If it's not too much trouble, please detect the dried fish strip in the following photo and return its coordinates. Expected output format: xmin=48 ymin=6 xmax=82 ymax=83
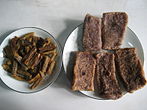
xmin=38 ymin=56 xmax=51 ymax=77
xmin=12 ymin=60 xmax=18 ymax=75
xmin=22 ymin=47 xmax=37 ymax=65
xmin=17 ymin=69 xmax=32 ymax=80
xmin=14 ymin=53 xmax=22 ymax=63
xmin=4 ymin=46 xmax=13 ymax=59
xmin=41 ymin=49 xmax=56 ymax=56
xmin=32 ymin=36 xmax=40 ymax=46
xmin=19 ymin=39 xmax=32 ymax=46
xmin=42 ymin=38 xmax=52 ymax=47
xmin=41 ymin=56 xmax=51 ymax=73
xmin=11 ymin=74 xmax=25 ymax=81
xmin=2 ymin=32 xmax=57 ymax=89
xmin=10 ymin=37 xmax=19 ymax=49
xmin=2 ymin=64 xmax=12 ymax=72
xmin=21 ymin=32 xmax=34 ymax=39
xmin=28 ymin=74 xmax=41 ymax=84
xmin=50 ymin=51 xmax=57 ymax=61
xmin=39 ymin=43 xmax=56 ymax=53
xmin=10 ymin=38 xmax=22 ymax=62
xmin=29 ymin=78 xmax=42 ymax=89
xmin=10 ymin=37 xmax=20 ymax=55
xmin=46 ymin=61 xmax=56 ymax=75
xmin=29 ymin=53 xmax=42 ymax=69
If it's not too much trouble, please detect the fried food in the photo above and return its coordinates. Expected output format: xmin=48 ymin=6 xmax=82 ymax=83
xmin=2 ymin=32 xmax=57 ymax=89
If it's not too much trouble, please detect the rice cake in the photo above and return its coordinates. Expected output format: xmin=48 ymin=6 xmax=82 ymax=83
xmin=96 ymin=52 xmax=122 ymax=99
xmin=72 ymin=52 xmax=96 ymax=91
xmin=102 ymin=12 xmax=128 ymax=49
xmin=83 ymin=14 xmax=102 ymax=51
xmin=114 ymin=48 xmax=146 ymax=93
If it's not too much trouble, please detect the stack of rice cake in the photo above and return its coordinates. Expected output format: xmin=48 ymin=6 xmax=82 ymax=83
xmin=72 ymin=12 xmax=146 ymax=100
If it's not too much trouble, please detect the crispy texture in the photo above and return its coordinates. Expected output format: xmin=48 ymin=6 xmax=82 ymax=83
xmin=39 ymin=42 xmax=56 ymax=53
xmin=72 ymin=52 xmax=96 ymax=91
xmin=2 ymin=62 xmax=12 ymax=73
xmin=29 ymin=78 xmax=42 ymax=89
xmin=2 ymin=32 xmax=57 ymax=89
xmin=21 ymin=32 xmax=35 ymax=39
xmin=28 ymin=74 xmax=41 ymax=84
xmin=39 ymin=56 xmax=51 ymax=77
xmin=11 ymin=74 xmax=25 ymax=81
xmin=41 ymin=56 xmax=50 ymax=73
xmin=12 ymin=60 xmax=18 ymax=75
xmin=96 ymin=52 xmax=122 ymax=99
xmin=114 ymin=48 xmax=146 ymax=92
xmin=102 ymin=12 xmax=128 ymax=49
xmin=4 ymin=46 xmax=13 ymax=59
xmin=29 ymin=53 xmax=42 ymax=69
xmin=22 ymin=47 xmax=37 ymax=66
xmin=83 ymin=14 xmax=102 ymax=51
xmin=46 ymin=61 xmax=56 ymax=75
xmin=17 ymin=69 xmax=32 ymax=80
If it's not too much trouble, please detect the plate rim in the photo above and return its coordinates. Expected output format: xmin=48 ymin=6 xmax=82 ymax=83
xmin=0 ymin=27 xmax=63 ymax=94
xmin=62 ymin=23 xmax=144 ymax=100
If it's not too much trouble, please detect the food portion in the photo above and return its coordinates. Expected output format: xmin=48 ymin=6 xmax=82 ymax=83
xmin=96 ymin=52 xmax=122 ymax=99
xmin=70 ymin=12 xmax=147 ymax=100
xmin=83 ymin=14 xmax=102 ymax=51
xmin=114 ymin=48 xmax=146 ymax=92
xmin=102 ymin=12 xmax=128 ymax=49
xmin=2 ymin=32 xmax=57 ymax=89
xmin=71 ymin=49 xmax=146 ymax=99
xmin=82 ymin=12 xmax=128 ymax=50
xmin=72 ymin=52 xmax=96 ymax=91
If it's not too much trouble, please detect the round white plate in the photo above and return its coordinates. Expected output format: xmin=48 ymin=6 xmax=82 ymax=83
xmin=63 ymin=24 xmax=144 ymax=99
xmin=0 ymin=27 xmax=62 ymax=93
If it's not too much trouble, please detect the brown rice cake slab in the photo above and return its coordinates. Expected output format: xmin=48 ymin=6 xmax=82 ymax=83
xmin=72 ymin=52 xmax=96 ymax=91
xmin=96 ymin=52 xmax=122 ymax=99
xmin=102 ymin=12 xmax=128 ymax=49
xmin=114 ymin=48 xmax=146 ymax=93
xmin=83 ymin=14 xmax=102 ymax=51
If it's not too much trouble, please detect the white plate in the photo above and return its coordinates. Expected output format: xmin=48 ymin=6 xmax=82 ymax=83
xmin=0 ymin=27 xmax=62 ymax=93
xmin=63 ymin=24 xmax=144 ymax=99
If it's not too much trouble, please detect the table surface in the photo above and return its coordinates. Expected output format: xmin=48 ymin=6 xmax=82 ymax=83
xmin=0 ymin=0 xmax=147 ymax=110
